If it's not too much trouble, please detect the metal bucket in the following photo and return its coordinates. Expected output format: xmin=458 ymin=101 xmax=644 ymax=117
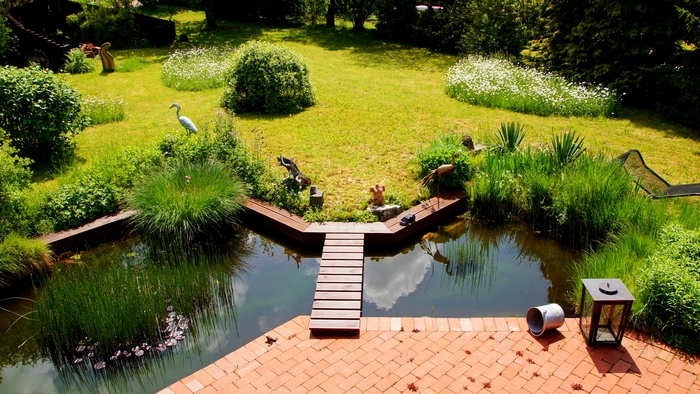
xmin=526 ymin=303 xmax=565 ymax=337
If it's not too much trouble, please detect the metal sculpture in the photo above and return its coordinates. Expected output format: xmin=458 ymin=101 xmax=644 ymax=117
xmin=100 ymin=42 xmax=115 ymax=72
xmin=422 ymin=152 xmax=460 ymax=208
xmin=169 ymin=103 xmax=199 ymax=134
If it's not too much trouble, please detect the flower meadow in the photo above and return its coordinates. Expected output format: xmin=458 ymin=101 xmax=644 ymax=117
xmin=444 ymin=56 xmax=620 ymax=117
xmin=82 ymin=95 xmax=127 ymax=125
xmin=161 ymin=46 xmax=236 ymax=91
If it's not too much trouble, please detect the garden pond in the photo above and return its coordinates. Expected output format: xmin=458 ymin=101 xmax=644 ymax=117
xmin=0 ymin=218 xmax=577 ymax=393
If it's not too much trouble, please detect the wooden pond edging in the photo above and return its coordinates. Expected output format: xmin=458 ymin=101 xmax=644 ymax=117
xmin=38 ymin=190 xmax=468 ymax=335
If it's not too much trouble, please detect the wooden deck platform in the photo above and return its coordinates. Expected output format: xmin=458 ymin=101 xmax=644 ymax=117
xmin=309 ymin=233 xmax=364 ymax=333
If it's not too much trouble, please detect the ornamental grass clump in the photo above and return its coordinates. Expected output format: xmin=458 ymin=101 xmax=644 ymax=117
xmin=124 ymin=159 xmax=247 ymax=247
xmin=444 ymin=55 xmax=620 ymax=117
xmin=0 ymin=233 xmax=51 ymax=288
xmin=82 ymin=95 xmax=127 ymax=125
xmin=222 ymin=41 xmax=316 ymax=114
xmin=161 ymin=46 xmax=235 ymax=91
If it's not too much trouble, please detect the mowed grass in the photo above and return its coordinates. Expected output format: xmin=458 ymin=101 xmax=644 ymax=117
xmin=59 ymin=9 xmax=700 ymax=210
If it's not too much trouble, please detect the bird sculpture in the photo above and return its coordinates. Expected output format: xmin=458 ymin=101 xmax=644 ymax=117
xmin=169 ymin=103 xmax=198 ymax=134
xmin=422 ymin=152 xmax=460 ymax=208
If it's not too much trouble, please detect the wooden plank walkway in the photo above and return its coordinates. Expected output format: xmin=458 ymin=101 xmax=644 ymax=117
xmin=309 ymin=233 xmax=364 ymax=333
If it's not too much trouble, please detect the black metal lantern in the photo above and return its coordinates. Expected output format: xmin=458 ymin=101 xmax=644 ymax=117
xmin=579 ymin=279 xmax=635 ymax=346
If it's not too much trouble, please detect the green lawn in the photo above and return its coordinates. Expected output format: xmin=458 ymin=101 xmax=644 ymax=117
xmin=58 ymin=9 xmax=700 ymax=210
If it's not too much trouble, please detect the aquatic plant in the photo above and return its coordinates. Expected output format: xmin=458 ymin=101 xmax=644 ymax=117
xmin=444 ymin=55 xmax=620 ymax=117
xmin=0 ymin=233 xmax=51 ymax=288
xmin=492 ymin=122 xmax=525 ymax=154
xmin=124 ymin=159 xmax=248 ymax=247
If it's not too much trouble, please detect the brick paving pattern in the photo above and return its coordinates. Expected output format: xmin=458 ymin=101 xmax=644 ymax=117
xmin=159 ymin=316 xmax=700 ymax=394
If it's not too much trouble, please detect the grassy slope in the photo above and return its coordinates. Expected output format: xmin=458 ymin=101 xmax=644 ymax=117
xmin=59 ymin=9 xmax=700 ymax=210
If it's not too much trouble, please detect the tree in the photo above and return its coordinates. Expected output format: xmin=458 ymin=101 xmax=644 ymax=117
xmin=345 ymin=0 xmax=377 ymax=31
xmin=202 ymin=0 xmax=217 ymax=28
xmin=326 ymin=0 xmax=337 ymax=26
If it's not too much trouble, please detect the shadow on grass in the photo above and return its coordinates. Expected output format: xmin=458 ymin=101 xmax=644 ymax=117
xmin=620 ymin=107 xmax=700 ymax=141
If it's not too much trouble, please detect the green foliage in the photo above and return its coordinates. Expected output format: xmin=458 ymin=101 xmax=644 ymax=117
xmin=61 ymin=49 xmax=96 ymax=74
xmin=343 ymin=0 xmax=378 ymax=31
xmin=549 ymin=130 xmax=585 ymax=167
xmin=636 ymin=224 xmax=700 ymax=344
xmin=0 ymin=66 xmax=88 ymax=163
xmin=0 ymin=145 xmax=33 ymax=238
xmin=492 ymin=122 xmax=526 ymax=153
xmin=0 ymin=233 xmax=51 ymax=288
xmin=222 ymin=41 xmax=316 ymax=114
xmin=67 ymin=3 xmax=139 ymax=48
xmin=124 ymin=159 xmax=248 ymax=247
xmin=34 ymin=244 xmax=243 ymax=356
xmin=0 ymin=15 xmax=14 ymax=58
xmin=161 ymin=46 xmax=235 ymax=91
xmin=82 ymin=95 xmax=127 ymax=125
xmin=115 ymin=54 xmax=150 ymax=72
xmin=376 ymin=0 xmax=541 ymax=56
xmin=414 ymin=133 xmax=474 ymax=192
xmin=296 ymin=0 xmax=328 ymax=25
xmin=444 ymin=55 xmax=621 ymax=117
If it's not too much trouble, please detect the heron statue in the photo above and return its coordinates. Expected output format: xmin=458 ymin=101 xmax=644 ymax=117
xmin=169 ymin=103 xmax=198 ymax=134
xmin=421 ymin=152 xmax=460 ymax=208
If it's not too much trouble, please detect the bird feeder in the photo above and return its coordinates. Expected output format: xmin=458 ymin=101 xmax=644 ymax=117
xmin=579 ymin=279 xmax=635 ymax=346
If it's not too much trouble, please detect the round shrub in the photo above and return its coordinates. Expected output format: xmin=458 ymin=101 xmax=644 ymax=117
xmin=221 ymin=41 xmax=316 ymax=114
xmin=0 ymin=66 xmax=88 ymax=163
xmin=414 ymin=133 xmax=474 ymax=192
xmin=124 ymin=159 xmax=248 ymax=247
xmin=61 ymin=49 xmax=95 ymax=74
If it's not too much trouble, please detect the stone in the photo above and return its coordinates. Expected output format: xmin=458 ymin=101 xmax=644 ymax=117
xmin=367 ymin=204 xmax=402 ymax=221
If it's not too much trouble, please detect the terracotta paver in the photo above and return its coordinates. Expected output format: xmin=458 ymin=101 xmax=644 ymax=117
xmin=159 ymin=317 xmax=700 ymax=394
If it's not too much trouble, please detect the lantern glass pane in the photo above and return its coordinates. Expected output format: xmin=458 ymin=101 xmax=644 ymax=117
xmin=580 ymin=289 xmax=594 ymax=341
xmin=596 ymin=304 xmax=623 ymax=343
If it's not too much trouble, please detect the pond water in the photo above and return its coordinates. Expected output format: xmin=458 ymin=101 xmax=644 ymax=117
xmin=0 ymin=219 xmax=577 ymax=393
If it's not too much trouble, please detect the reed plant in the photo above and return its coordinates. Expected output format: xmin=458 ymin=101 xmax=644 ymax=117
xmin=161 ymin=46 xmax=235 ymax=91
xmin=442 ymin=231 xmax=497 ymax=295
xmin=124 ymin=159 xmax=248 ymax=247
xmin=444 ymin=55 xmax=620 ymax=117
xmin=34 ymin=242 xmax=246 ymax=357
xmin=549 ymin=130 xmax=586 ymax=167
xmin=82 ymin=95 xmax=127 ymax=125
xmin=0 ymin=233 xmax=51 ymax=288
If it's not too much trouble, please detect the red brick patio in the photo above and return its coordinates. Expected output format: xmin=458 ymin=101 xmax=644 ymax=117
xmin=158 ymin=316 xmax=700 ymax=394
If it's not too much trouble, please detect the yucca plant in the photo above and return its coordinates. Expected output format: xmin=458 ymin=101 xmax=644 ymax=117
xmin=550 ymin=131 xmax=586 ymax=167
xmin=492 ymin=121 xmax=526 ymax=154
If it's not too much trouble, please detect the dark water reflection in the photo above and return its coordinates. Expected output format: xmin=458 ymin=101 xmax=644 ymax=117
xmin=0 ymin=219 xmax=577 ymax=393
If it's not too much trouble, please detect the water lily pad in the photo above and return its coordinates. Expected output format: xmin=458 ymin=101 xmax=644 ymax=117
xmin=165 ymin=338 xmax=177 ymax=347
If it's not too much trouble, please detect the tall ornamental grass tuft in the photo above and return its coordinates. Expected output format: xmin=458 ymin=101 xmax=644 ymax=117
xmin=444 ymin=55 xmax=620 ymax=117
xmin=550 ymin=130 xmax=586 ymax=167
xmin=492 ymin=121 xmax=525 ymax=153
xmin=61 ymin=49 xmax=96 ymax=74
xmin=0 ymin=233 xmax=51 ymax=288
xmin=82 ymin=95 xmax=127 ymax=125
xmin=161 ymin=46 xmax=235 ymax=91
xmin=124 ymin=159 xmax=248 ymax=247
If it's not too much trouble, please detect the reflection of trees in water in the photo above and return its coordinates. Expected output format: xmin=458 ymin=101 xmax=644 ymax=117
xmin=420 ymin=219 xmax=577 ymax=306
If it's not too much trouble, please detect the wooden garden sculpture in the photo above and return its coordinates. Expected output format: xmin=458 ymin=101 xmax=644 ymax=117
xmin=277 ymin=156 xmax=311 ymax=188
xmin=100 ymin=42 xmax=115 ymax=73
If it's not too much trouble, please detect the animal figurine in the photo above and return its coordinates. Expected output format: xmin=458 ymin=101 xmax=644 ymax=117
xmin=422 ymin=152 xmax=460 ymax=208
xmin=100 ymin=42 xmax=114 ymax=72
xmin=169 ymin=103 xmax=198 ymax=134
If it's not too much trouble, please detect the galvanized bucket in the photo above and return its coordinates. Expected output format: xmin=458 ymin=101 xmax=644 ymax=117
xmin=526 ymin=303 xmax=565 ymax=337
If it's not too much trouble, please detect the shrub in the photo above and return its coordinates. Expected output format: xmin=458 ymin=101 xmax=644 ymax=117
xmin=0 ymin=233 xmax=51 ymax=288
xmin=414 ymin=133 xmax=473 ymax=193
xmin=222 ymin=41 xmax=316 ymax=114
xmin=82 ymin=95 xmax=127 ymax=125
xmin=61 ymin=49 xmax=96 ymax=74
xmin=124 ymin=159 xmax=248 ymax=247
xmin=67 ymin=4 xmax=139 ymax=48
xmin=636 ymin=224 xmax=700 ymax=349
xmin=161 ymin=46 xmax=235 ymax=91
xmin=0 ymin=66 xmax=88 ymax=163
xmin=444 ymin=55 xmax=620 ymax=117
xmin=0 ymin=145 xmax=33 ymax=237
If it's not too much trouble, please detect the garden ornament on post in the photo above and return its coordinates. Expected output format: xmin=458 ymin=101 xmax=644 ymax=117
xmin=169 ymin=103 xmax=199 ymax=134
xmin=277 ymin=156 xmax=311 ymax=188
xmin=100 ymin=42 xmax=115 ymax=73
xmin=370 ymin=184 xmax=385 ymax=206
xmin=421 ymin=152 xmax=460 ymax=208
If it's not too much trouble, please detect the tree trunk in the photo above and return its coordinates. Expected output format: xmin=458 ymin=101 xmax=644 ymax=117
xmin=203 ymin=0 xmax=217 ymax=29
xmin=326 ymin=0 xmax=336 ymax=27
